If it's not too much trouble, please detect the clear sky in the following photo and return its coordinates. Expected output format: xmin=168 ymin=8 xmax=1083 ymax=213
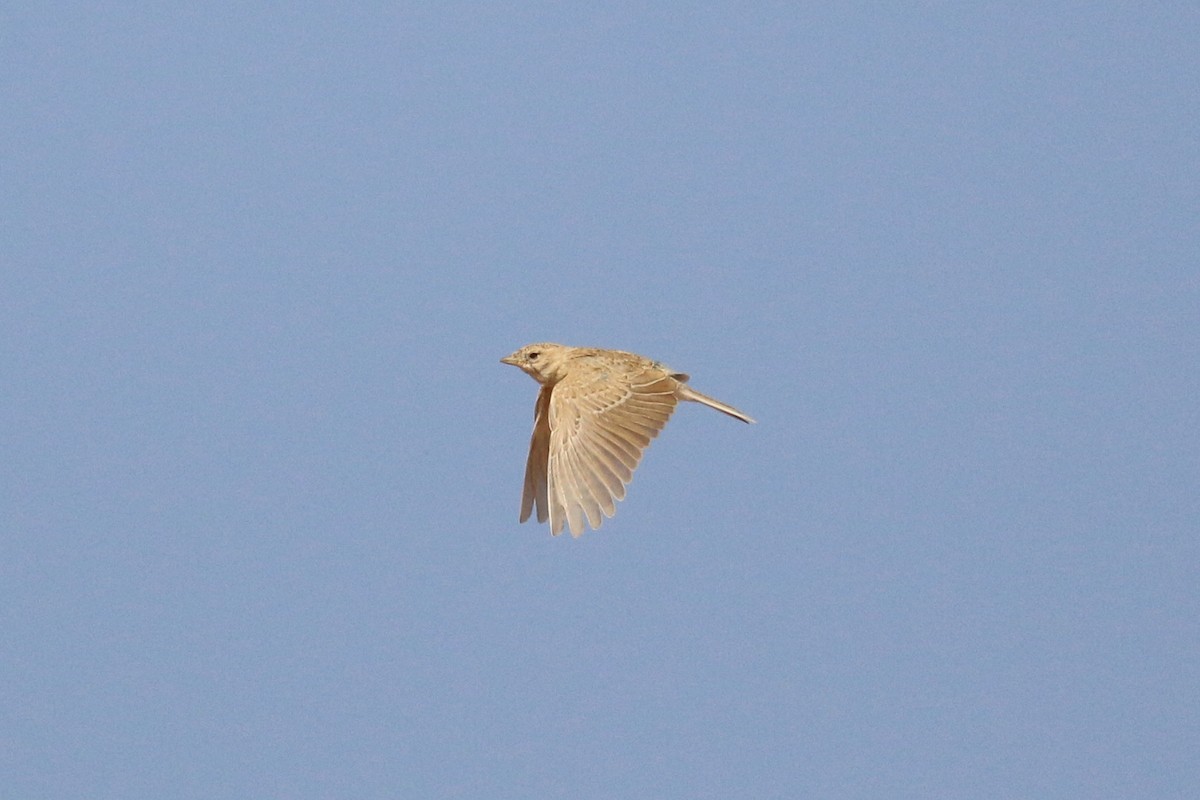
xmin=3 ymin=4 xmax=1197 ymax=798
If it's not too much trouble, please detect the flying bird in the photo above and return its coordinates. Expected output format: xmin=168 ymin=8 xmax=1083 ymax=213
xmin=501 ymin=343 xmax=754 ymax=537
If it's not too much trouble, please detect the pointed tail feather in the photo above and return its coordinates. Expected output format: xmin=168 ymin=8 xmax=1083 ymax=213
xmin=676 ymin=385 xmax=755 ymax=424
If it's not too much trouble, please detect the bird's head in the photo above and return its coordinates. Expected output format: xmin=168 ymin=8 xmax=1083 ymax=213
xmin=501 ymin=342 xmax=571 ymax=384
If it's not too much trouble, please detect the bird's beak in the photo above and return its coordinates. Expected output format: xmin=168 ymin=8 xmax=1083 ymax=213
xmin=500 ymin=354 xmax=519 ymax=366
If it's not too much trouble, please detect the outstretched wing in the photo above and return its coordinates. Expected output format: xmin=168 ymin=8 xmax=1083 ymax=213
xmin=546 ymin=361 xmax=679 ymax=536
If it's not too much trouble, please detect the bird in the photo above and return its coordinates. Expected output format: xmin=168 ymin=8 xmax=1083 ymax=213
xmin=501 ymin=342 xmax=754 ymax=537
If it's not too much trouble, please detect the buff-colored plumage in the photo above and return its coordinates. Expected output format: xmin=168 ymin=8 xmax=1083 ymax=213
xmin=501 ymin=343 xmax=754 ymax=537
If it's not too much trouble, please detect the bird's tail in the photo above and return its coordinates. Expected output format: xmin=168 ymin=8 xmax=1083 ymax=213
xmin=676 ymin=384 xmax=755 ymax=424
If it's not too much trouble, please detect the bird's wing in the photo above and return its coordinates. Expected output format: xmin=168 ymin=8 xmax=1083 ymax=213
xmin=546 ymin=362 xmax=679 ymax=536
xmin=520 ymin=385 xmax=553 ymax=524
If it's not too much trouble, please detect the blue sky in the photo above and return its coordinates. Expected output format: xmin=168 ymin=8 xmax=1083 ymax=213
xmin=3 ymin=4 xmax=1197 ymax=798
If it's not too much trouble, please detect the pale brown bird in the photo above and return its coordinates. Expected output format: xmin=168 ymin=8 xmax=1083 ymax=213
xmin=501 ymin=343 xmax=754 ymax=537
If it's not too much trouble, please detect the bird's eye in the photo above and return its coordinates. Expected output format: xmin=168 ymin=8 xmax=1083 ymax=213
xmin=528 ymin=352 xmax=539 ymax=360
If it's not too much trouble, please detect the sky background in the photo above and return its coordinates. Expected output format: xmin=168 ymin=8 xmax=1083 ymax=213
xmin=2 ymin=3 xmax=1198 ymax=798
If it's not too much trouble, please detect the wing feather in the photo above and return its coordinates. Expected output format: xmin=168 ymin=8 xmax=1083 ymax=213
xmin=590 ymin=429 xmax=638 ymax=477
xmin=520 ymin=386 xmax=553 ymax=523
xmin=563 ymin=431 xmax=605 ymax=530
xmin=546 ymin=360 xmax=679 ymax=536
xmin=545 ymin=453 xmax=567 ymax=535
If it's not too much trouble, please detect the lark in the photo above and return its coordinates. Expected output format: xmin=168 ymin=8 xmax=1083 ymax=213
xmin=501 ymin=343 xmax=754 ymax=537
